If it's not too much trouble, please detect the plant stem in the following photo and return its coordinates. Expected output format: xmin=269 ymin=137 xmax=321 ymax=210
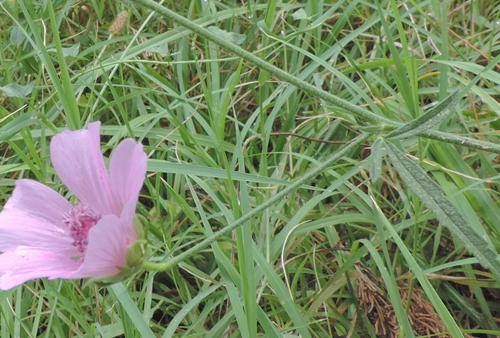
xmin=143 ymin=133 xmax=371 ymax=272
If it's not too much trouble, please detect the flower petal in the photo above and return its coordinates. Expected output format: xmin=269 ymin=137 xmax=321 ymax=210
xmin=73 ymin=215 xmax=130 ymax=278
xmin=109 ymin=138 xmax=147 ymax=209
xmin=50 ymin=122 xmax=117 ymax=215
xmin=0 ymin=248 xmax=81 ymax=290
xmin=0 ymin=180 xmax=77 ymax=255
xmin=120 ymin=198 xmax=139 ymax=237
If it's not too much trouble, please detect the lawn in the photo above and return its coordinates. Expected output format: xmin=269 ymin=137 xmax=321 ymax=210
xmin=1 ymin=0 xmax=500 ymax=337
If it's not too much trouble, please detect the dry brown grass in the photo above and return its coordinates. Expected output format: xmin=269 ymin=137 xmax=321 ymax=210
xmin=356 ymin=265 xmax=459 ymax=337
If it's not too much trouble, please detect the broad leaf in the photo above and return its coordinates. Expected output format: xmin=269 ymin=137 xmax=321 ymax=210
xmin=0 ymin=82 xmax=35 ymax=98
xmin=386 ymin=142 xmax=500 ymax=280
xmin=207 ymin=26 xmax=246 ymax=45
xmin=386 ymin=90 xmax=459 ymax=139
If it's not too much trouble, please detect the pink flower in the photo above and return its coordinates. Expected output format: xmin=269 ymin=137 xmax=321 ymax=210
xmin=0 ymin=122 xmax=147 ymax=290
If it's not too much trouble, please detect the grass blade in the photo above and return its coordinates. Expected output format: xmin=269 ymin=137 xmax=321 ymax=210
xmin=109 ymin=283 xmax=156 ymax=338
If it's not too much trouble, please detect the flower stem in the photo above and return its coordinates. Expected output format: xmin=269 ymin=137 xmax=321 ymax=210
xmin=143 ymin=133 xmax=371 ymax=272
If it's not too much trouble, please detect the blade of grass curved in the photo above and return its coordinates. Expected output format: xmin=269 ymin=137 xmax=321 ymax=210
xmin=45 ymin=0 xmax=80 ymax=129
xmin=254 ymin=247 xmax=312 ymax=338
xmin=370 ymin=196 xmax=464 ymax=337
xmin=205 ymin=310 xmax=236 ymax=338
xmin=422 ymin=257 xmax=478 ymax=274
xmin=370 ymin=136 xmax=383 ymax=183
xmin=256 ymin=306 xmax=282 ymax=338
xmin=161 ymin=282 xmax=223 ymax=338
xmin=147 ymin=161 xmax=304 ymax=186
xmin=109 ymin=283 xmax=156 ymax=338
xmin=358 ymin=239 xmax=415 ymax=338
xmin=386 ymin=142 xmax=500 ymax=279
xmin=233 ymin=111 xmax=257 ymax=337
xmin=0 ymin=112 xmax=38 ymax=142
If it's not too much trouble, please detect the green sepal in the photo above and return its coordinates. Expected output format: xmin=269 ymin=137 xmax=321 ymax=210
xmin=124 ymin=239 xmax=146 ymax=270
xmin=133 ymin=215 xmax=146 ymax=240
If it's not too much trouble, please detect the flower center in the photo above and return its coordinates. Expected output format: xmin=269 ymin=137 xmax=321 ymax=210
xmin=63 ymin=204 xmax=102 ymax=253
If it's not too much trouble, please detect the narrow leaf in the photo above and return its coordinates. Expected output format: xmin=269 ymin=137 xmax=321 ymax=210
xmin=386 ymin=90 xmax=459 ymax=139
xmin=148 ymin=160 xmax=293 ymax=185
xmin=0 ymin=112 xmax=38 ymax=142
xmin=370 ymin=135 xmax=383 ymax=183
xmin=109 ymin=283 xmax=156 ymax=338
xmin=254 ymin=248 xmax=312 ymax=338
xmin=161 ymin=282 xmax=223 ymax=338
xmin=386 ymin=142 xmax=500 ymax=279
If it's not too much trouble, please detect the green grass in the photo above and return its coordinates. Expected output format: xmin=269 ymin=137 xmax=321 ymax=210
xmin=2 ymin=0 xmax=500 ymax=337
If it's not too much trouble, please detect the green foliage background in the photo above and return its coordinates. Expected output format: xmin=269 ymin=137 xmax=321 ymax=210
xmin=1 ymin=0 xmax=500 ymax=337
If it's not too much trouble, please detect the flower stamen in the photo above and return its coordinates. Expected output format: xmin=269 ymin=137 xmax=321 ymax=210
xmin=63 ymin=204 xmax=102 ymax=253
